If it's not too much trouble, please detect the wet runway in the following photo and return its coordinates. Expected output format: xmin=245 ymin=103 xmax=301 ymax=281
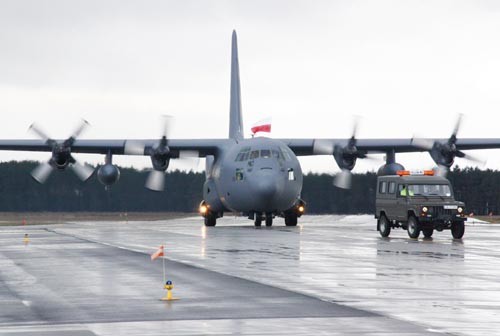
xmin=0 ymin=215 xmax=499 ymax=335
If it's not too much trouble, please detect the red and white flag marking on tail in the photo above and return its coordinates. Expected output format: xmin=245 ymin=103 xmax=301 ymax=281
xmin=251 ymin=117 xmax=272 ymax=136
xmin=150 ymin=245 xmax=164 ymax=260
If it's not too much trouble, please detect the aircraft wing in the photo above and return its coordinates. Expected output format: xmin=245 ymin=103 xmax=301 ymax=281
xmin=279 ymin=138 xmax=500 ymax=156
xmin=0 ymin=139 xmax=230 ymax=157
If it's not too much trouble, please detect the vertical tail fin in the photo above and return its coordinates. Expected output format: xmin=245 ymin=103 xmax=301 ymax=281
xmin=229 ymin=30 xmax=244 ymax=140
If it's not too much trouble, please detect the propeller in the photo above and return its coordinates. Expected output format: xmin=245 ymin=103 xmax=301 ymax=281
xmin=29 ymin=119 xmax=94 ymax=183
xmin=412 ymin=114 xmax=486 ymax=175
xmin=313 ymin=117 xmax=373 ymax=189
xmin=125 ymin=116 xmax=199 ymax=192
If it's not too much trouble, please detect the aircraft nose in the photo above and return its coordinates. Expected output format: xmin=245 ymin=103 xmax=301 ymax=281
xmin=254 ymin=176 xmax=277 ymax=200
xmin=250 ymin=169 xmax=281 ymax=208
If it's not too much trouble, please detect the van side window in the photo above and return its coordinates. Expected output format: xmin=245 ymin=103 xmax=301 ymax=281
xmin=379 ymin=181 xmax=387 ymax=194
xmin=397 ymin=184 xmax=404 ymax=196
xmin=388 ymin=182 xmax=396 ymax=194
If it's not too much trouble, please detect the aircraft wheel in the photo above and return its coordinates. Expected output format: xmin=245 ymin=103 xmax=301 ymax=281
xmin=451 ymin=221 xmax=465 ymax=239
xmin=407 ymin=216 xmax=420 ymax=239
xmin=378 ymin=215 xmax=391 ymax=237
xmin=254 ymin=215 xmax=262 ymax=227
xmin=265 ymin=215 xmax=273 ymax=227
xmin=204 ymin=213 xmax=216 ymax=227
xmin=285 ymin=213 xmax=298 ymax=226
xmin=422 ymin=227 xmax=433 ymax=238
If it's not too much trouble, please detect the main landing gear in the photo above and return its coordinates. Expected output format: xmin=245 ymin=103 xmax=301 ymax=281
xmin=204 ymin=212 xmax=216 ymax=227
xmin=284 ymin=212 xmax=298 ymax=226
xmin=199 ymin=201 xmax=221 ymax=227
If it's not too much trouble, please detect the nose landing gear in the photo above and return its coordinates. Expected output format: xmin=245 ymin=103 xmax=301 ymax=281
xmin=254 ymin=214 xmax=262 ymax=227
xmin=252 ymin=212 xmax=273 ymax=227
xmin=265 ymin=213 xmax=273 ymax=227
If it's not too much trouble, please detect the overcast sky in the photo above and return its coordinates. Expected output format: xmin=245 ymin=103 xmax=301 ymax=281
xmin=1 ymin=0 xmax=500 ymax=173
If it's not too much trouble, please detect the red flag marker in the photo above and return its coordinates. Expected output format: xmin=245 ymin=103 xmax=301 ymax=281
xmin=151 ymin=245 xmax=164 ymax=260
xmin=251 ymin=118 xmax=272 ymax=135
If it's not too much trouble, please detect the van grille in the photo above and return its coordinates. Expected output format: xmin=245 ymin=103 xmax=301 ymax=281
xmin=432 ymin=207 xmax=454 ymax=216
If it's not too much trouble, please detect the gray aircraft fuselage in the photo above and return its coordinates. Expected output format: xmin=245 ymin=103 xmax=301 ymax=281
xmin=203 ymin=137 xmax=303 ymax=215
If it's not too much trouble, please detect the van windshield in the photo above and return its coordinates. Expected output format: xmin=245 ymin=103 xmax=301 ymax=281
xmin=407 ymin=184 xmax=452 ymax=197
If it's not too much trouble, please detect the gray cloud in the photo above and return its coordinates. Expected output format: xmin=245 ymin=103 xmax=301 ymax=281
xmin=1 ymin=0 xmax=500 ymax=172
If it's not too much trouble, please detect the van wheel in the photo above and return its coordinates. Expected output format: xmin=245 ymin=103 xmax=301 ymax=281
xmin=407 ymin=216 xmax=420 ymax=238
xmin=422 ymin=227 xmax=433 ymax=238
xmin=378 ymin=215 xmax=391 ymax=237
xmin=451 ymin=221 xmax=465 ymax=239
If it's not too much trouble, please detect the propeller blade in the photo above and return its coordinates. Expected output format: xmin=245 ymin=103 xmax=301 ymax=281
xmin=411 ymin=137 xmax=435 ymax=150
xmin=463 ymin=153 xmax=487 ymax=167
xmin=145 ymin=170 xmax=165 ymax=192
xmin=351 ymin=115 xmax=361 ymax=139
xmin=160 ymin=115 xmax=174 ymax=139
xmin=452 ymin=113 xmax=463 ymax=138
xmin=124 ymin=140 xmax=146 ymax=155
xmin=177 ymin=150 xmax=200 ymax=170
xmin=434 ymin=165 xmax=449 ymax=177
xmin=205 ymin=155 xmax=214 ymax=179
xmin=313 ymin=140 xmax=334 ymax=155
xmin=333 ymin=169 xmax=352 ymax=189
xmin=71 ymin=119 xmax=90 ymax=139
xmin=178 ymin=150 xmax=199 ymax=159
xmin=71 ymin=161 xmax=94 ymax=181
xmin=28 ymin=123 xmax=51 ymax=142
xmin=31 ymin=161 xmax=54 ymax=184
xmin=363 ymin=154 xmax=383 ymax=163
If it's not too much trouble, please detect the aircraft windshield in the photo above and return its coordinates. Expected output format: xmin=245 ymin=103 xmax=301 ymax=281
xmin=407 ymin=184 xmax=452 ymax=197
xmin=235 ymin=148 xmax=286 ymax=161
xmin=261 ymin=150 xmax=271 ymax=158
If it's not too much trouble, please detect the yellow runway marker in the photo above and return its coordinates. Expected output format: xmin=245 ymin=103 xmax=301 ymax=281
xmin=161 ymin=280 xmax=179 ymax=301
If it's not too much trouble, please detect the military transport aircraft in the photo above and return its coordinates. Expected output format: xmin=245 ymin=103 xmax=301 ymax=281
xmin=1 ymin=30 xmax=500 ymax=227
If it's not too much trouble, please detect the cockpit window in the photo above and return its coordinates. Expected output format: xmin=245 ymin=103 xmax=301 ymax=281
xmin=236 ymin=147 xmax=290 ymax=162
xmin=261 ymin=149 xmax=271 ymax=158
xmin=280 ymin=147 xmax=291 ymax=161
xmin=250 ymin=150 xmax=259 ymax=159
xmin=235 ymin=147 xmax=251 ymax=162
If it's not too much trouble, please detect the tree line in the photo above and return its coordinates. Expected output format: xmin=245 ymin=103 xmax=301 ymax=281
xmin=0 ymin=161 xmax=496 ymax=215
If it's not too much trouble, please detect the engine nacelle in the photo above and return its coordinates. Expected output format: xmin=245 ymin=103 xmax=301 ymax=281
xmin=377 ymin=162 xmax=405 ymax=176
xmin=51 ymin=148 xmax=73 ymax=169
xmin=430 ymin=146 xmax=455 ymax=168
xmin=97 ymin=164 xmax=120 ymax=186
xmin=151 ymin=156 xmax=170 ymax=171
xmin=333 ymin=146 xmax=357 ymax=171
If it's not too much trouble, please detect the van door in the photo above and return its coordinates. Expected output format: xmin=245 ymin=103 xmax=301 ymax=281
xmin=395 ymin=184 xmax=408 ymax=221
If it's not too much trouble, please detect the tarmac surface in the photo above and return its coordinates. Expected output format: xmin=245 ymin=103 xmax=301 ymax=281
xmin=0 ymin=215 xmax=499 ymax=335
